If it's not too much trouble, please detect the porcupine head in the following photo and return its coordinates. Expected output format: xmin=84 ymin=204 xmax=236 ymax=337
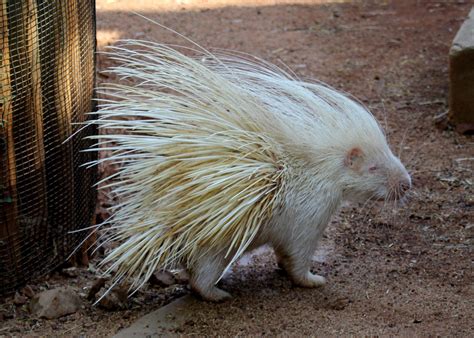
xmin=90 ymin=42 xmax=411 ymax=302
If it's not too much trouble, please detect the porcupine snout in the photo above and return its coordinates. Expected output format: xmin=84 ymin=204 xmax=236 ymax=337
xmin=387 ymin=155 xmax=412 ymax=201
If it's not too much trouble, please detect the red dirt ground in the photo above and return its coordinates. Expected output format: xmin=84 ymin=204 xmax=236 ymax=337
xmin=1 ymin=0 xmax=472 ymax=336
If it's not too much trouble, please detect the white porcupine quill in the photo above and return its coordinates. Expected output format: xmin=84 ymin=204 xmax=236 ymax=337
xmin=85 ymin=39 xmax=387 ymax=298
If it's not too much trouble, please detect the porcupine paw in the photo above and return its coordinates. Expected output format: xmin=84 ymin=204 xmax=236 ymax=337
xmin=196 ymin=286 xmax=232 ymax=302
xmin=292 ymin=271 xmax=326 ymax=288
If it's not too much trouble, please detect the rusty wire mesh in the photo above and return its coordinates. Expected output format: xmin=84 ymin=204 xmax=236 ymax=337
xmin=0 ymin=0 xmax=97 ymax=295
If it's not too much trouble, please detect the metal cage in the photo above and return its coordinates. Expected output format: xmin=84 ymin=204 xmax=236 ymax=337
xmin=0 ymin=0 xmax=97 ymax=295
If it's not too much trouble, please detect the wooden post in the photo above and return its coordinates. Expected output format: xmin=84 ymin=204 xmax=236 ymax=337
xmin=0 ymin=0 xmax=18 ymax=244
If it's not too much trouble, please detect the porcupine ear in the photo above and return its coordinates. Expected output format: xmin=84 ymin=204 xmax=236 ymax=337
xmin=345 ymin=147 xmax=364 ymax=171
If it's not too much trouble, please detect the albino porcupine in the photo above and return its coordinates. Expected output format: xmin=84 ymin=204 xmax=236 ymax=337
xmin=86 ymin=40 xmax=411 ymax=301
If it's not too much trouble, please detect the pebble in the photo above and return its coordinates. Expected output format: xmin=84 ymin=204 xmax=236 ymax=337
xmin=149 ymin=271 xmax=176 ymax=287
xmin=61 ymin=267 xmax=79 ymax=278
xmin=173 ymin=269 xmax=190 ymax=284
xmin=97 ymin=286 xmax=129 ymax=311
xmin=30 ymin=287 xmax=82 ymax=319
xmin=13 ymin=292 xmax=28 ymax=305
xmin=21 ymin=285 xmax=35 ymax=298
xmin=87 ymin=278 xmax=107 ymax=300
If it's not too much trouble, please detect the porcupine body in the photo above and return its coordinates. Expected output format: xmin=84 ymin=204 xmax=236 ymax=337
xmin=89 ymin=41 xmax=411 ymax=301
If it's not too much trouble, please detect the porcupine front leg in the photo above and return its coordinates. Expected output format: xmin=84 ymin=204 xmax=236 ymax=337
xmin=189 ymin=253 xmax=232 ymax=302
xmin=275 ymin=243 xmax=326 ymax=288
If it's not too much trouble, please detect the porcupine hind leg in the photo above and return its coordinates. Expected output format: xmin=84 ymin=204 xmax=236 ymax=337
xmin=189 ymin=253 xmax=231 ymax=302
xmin=275 ymin=245 xmax=326 ymax=288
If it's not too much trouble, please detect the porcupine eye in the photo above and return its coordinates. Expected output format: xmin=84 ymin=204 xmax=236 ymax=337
xmin=368 ymin=165 xmax=377 ymax=172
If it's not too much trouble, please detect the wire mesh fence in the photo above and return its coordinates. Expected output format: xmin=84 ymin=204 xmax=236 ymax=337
xmin=0 ymin=0 xmax=97 ymax=295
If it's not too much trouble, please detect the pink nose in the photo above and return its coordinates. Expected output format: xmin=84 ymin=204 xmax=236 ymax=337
xmin=400 ymin=181 xmax=410 ymax=193
xmin=398 ymin=178 xmax=411 ymax=197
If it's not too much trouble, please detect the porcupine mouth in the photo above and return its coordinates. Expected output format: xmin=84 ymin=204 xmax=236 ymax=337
xmin=381 ymin=188 xmax=410 ymax=205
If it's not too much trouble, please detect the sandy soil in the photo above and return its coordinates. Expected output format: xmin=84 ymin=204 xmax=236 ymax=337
xmin=1 ymin=0 xmax=473 ymax=336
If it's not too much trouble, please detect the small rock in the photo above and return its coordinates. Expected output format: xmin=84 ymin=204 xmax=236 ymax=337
xmin=30 ymin=287 xmax=82 ymax=319
xmin=61 ymin=267 xmax=79 ymax=278
xmin=329 ymin=297 xmax=351 ymax=311
xmin=21 ymin=285 xmax=35 ymax=298
xmin=173 ymin=269 xmax=190 ymax=284
xmin=97 ymin=286 xmax=129 ymax=311
xmin=87 ymin=278 xmax=107 ymax=301
xmin=13 ymin=292 xmax=28 ymax=305
xmin=149 ymin=270 xmax=176 ymax=287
